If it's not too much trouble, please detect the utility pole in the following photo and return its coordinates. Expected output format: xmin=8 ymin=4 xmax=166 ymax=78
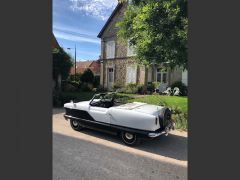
xmin=67 ymin=45 xmax=77 ymax=81
xmin=75 ymin=44 xmax=76 ymax=81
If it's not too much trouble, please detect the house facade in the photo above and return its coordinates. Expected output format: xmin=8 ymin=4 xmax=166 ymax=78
xmin=98 ymin=2 xmax=187 ymax=90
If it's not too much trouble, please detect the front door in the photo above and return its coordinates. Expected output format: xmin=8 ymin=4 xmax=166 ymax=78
xmin=156 ymin=68 xmax=168 ymax=92
xmin=107 ymin=68 xmax=114 ymax=90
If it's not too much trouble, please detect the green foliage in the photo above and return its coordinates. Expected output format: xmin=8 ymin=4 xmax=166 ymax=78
xmin=137 ymin=84 xmax=145 ymax=94
xmin=171 ymin=81 xmax=188 ymax=96
xmin=146 ymin=82 xmax=155 ymax=93
xmin=93 ymin=76 xmax=100 ymax=87
xmin=119 ymin=83 xmax=138 ymax=94
xmin=67 ymin=73 xmax=82 ymax=82
xmin=96 ymin=85 xmax=107 ymax=93
xmin=117 ymin=0 xmax=188 ymax=69
xmin=80 ymin=68 xmax=94 ymax=83
xmin=80 ymin=83 xmax=91 ymax=92
xmin=53 ymin=91 xmax=96 ymax=107
xmin=52 ymin=48 xmax=73 ymax=80
xmin=113 ymin=83 xmax=122 ymax=91
xmin=152 ymin=81 xmax=160 ymax=89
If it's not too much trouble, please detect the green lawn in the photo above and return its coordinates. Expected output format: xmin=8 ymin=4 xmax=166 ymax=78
xmin=126 ymin=94 xmax=188 ymax=113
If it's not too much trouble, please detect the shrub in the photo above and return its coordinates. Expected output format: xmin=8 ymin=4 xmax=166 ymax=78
xmin=124 ymin=83 xmax=138 ymax=94
xmin=159 ymin=103 xmax=188 ymax=130
xmin=137 ymin=84 xmax=145 ymax=94
xmin=152 ymin=81 xmax=161 ymax=89
xmin=113 ymin=83 xmax=122 ymax=91
xmin=81 ymin=83 xmax=91 ymax=92
xmin=147 ymin=82 xmax=155 ymax=93
xmin=171 ymin=81 xmax=188 ymax=96
xmin=93 ymin=76 xmax=100 ymax=87
xmin=62 ymin=80 xmax=81 ymax=92
xmin=67 ymin=73 xmax=81 ymax=82
xmin=80 ymin=68 xmax=94 ymax=84
xmin=96 ymin=85 xmax=106 ymax=92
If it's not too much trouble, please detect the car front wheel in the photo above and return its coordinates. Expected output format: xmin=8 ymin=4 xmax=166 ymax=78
xmin=121 ymin=131 xmax=139 ymax=146
xmin=70 ymin=119 xmax=84 ymax=131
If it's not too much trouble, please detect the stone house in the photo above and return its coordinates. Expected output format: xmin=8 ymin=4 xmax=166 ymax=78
xmin=98 ymin=2 xmax=188 ymax=91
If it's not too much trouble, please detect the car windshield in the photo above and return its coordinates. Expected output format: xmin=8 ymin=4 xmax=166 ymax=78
xmin=90 ymin=93 xmax=116 ymax=108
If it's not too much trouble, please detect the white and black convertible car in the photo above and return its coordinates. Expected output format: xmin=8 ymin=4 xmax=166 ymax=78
xmin=64 ymin=92 xmax=175 ymax=146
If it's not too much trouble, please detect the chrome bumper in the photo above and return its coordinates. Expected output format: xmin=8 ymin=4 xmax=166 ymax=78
xmin=148 ymin=122 xmax=175 ymax=138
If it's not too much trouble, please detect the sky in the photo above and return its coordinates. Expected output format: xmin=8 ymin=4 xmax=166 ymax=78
xmin=53 ymin=0 xmax=118 ymax=61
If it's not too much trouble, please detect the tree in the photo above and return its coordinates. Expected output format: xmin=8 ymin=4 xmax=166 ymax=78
xmin=80 ymin=68 xmax=94 ymax=84
xmin=117 ymin=0 xmax=188 ymax=69
xmin=52 ymin=47 xmax=73 ymax=81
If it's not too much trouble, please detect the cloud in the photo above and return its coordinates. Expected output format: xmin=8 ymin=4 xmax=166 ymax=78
xmin=53 ymin=29 xmax=100 ymax=44
xmin=53 ymin=23 xmax=97 ymax=37
xmin=69 ymin=0 xmax=118 ymax=20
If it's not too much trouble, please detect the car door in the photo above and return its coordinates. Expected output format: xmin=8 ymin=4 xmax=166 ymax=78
xmin=88 ymin=106 xmax=111 ymax=124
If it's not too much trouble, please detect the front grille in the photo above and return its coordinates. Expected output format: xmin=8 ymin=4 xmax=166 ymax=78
xmin=65 ymin=108 xmax=95 ymax=121
xmin=65 ymin=108 xmax=72 ymax=115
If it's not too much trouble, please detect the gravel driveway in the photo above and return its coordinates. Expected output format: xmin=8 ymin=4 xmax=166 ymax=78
xmin=53 ymin=108 xmax=187 ymax=180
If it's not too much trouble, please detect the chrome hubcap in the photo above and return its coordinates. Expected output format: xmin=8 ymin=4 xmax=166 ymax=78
xmin=72 ymin=120 xmax=78 ymax=126
xmin=125 ymin=133 xmax=134 ymax=140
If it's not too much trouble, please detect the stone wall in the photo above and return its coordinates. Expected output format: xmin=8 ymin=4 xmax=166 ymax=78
xmin=102 ymin=58 xmax=138 ymax=88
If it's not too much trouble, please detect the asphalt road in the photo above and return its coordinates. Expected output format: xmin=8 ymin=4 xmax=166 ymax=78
xmin=53 ymin=108 xmax=188 ymax=180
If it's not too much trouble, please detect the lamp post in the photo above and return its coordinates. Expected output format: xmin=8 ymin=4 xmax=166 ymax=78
xmin=67 ymin=44 xmax=77 ymax=81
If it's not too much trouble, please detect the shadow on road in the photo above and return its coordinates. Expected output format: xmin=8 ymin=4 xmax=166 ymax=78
xmin=78 ymin=128 xmax=187 ymax=161
xmin=53 ymin=132 xmax=187 ymax=180
xmin=52 ymin=108 xmax=187 ymax=161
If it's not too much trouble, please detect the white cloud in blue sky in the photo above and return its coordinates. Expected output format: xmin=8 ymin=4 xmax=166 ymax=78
xmin=69 ymin=0 xmax=118 ymax=20
xmin=53 ymin=0 xmax=118 ymax=60
xmin=54 ymin=30 xmax=100 ymax=44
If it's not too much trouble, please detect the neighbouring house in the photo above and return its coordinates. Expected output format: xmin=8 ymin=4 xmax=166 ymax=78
xmin=70 ymin=60 xmax=101 ymax=77
xmin=98 ymin=2 xmax=188 ymax=91
xmin=52 ymin=33 xmax=62 ymax=90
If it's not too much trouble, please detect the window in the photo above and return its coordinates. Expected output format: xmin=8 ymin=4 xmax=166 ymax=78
xmin=156 ymin=68 xmax=167 ymax=83
xmin=126 ymin=65 xmax=137 ymax=84
xmin=127 ymin=40 xmax=135 ymax=57
xmin=106 ymin=40 xmax=115 ymax=59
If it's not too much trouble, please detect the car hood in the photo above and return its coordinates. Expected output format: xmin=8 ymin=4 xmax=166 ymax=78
xmin=64 ymin=101 xmax=90 ymax=109
xmin=114 ymin=102 xmax=165 ymax=116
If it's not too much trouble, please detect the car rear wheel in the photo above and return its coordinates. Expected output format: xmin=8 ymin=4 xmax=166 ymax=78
xmin=70 ymin=119 xmax=84 ymax=131
xmin=121 ymin=131 xmax=139 ymax=146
